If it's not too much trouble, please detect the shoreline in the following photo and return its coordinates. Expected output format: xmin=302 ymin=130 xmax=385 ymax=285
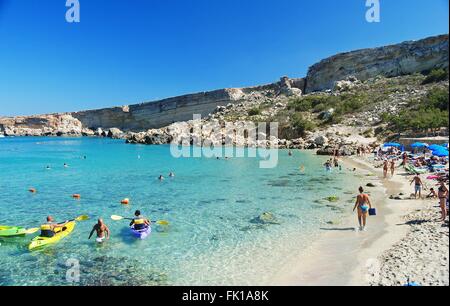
xmin=272 ymin=154 xmax=447 ymax=286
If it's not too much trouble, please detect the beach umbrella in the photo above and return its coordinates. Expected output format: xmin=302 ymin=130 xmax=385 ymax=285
xmin=429 ymin=144 xmax=444 ymax=151
xmin=432 ymin=149 xmax=449 ymax=157
xmin=410 ymin=142 xmax=428 ymax=148
xmin=383 ymin=142 xmax=401 ymax=148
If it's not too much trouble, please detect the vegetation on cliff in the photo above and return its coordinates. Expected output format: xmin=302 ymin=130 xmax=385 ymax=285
xmin=381 ymin=87 xmax=449 ymax=134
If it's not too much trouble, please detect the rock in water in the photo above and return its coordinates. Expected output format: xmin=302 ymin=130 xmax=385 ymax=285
xmin=250 ymin=212 xmax=280 ymax=225
xmin=108 ymin=128 xmax=124 ymax=139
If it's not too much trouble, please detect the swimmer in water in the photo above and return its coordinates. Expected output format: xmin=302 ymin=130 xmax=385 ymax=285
xmin=324 ymin=160 xmax=332 ymax=172
xmin=169 ymin=172 xmax=175 ymax=177
xmin=63 ymin=163 xmax=69 ymax=168
xmin=288 ymin=150 xmax=293 ymax=156
xmin=158 ymin=175 xmax=165 ymax=181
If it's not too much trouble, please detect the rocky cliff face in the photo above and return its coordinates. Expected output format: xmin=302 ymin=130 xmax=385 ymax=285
xmin=0 ymin=77 xmax=302 ymax=136
xmin=0 ymin=34 xmax=448 ymax=136
xmin=305 ymin=34 xmax=449 ymax=93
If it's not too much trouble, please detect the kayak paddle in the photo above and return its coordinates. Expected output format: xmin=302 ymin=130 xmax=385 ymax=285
xmin=110 ymin=215 xmax=169 ymax=225
xmin=66 ymin=215 xmax=89 ymax=223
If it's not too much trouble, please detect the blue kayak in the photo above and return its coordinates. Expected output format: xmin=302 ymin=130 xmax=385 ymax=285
xmin=130 ymin=226 xmax=151 ymax=239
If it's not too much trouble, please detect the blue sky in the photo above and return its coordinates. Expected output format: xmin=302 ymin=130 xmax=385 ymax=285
xmin=0 ymin=0 xmax=448 ymax=116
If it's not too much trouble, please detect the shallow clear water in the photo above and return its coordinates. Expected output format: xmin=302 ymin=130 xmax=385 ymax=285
xmin=0 ymin=137 xmax=359 ymax=285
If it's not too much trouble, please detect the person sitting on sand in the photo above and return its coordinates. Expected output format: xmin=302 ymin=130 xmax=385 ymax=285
xmin=437 ymin=181 xmax=448 ymax=222
xmin=88 ymin=219 xmax=110 ymax=243
xmin=410 ymin=175 xmax=424 ymax=199
xmin=426 ymin=188 xmax=438 ymax=199
xmin=353 ymin=186 xmax=372 ymax=231
xmin=129 ymin=210 xmax=150 ymax=230
xmin=40 ymin=216 xmax=70 ymax=238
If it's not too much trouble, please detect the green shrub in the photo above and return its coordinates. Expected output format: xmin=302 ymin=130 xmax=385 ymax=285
xmin=248 ymin=107 xmax=261 ymax=116
xmin=291 ymin=113 xmax=316 ymax=137
xmin=382 ymin=87 xmax=448 ymax=134
xmin=426 ymin=88 xmax=449 ymax=111
xmin=422 ymin=69 xmax=449 ymax=85
xmin=287 ymin=98 xmax=312 ymax=112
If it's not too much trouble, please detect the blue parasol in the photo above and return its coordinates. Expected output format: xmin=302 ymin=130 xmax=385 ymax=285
xmin=410 ymin=142 xmax=428 ymax=148
xmin=383 ymin=142 xmax=401 ymax=148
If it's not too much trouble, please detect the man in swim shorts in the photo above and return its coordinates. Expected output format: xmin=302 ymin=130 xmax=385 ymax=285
xmin=410 ymin=175 xmax=424 ymax=199
xmin=353 ymin=187 xmax=373 ymax=231
xmin=88 ymin=219 xmax=110 ymax=243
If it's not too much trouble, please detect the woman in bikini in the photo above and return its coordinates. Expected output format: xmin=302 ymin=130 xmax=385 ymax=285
xmin=390 ymin=158 xmax=396 ymax=177
xmin=383 ymin=159 xmax=389 ymax=179
xmin=353 ymin=186 xmax=372 ymax=231
xmin=437 ymin=181 xmax=448 ymax=222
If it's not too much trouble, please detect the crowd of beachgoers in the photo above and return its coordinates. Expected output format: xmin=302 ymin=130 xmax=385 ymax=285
xmin=360 ymin=141 xmax=449 ymax=286
xmin=373 ymin=142 xmax=449 ymax=221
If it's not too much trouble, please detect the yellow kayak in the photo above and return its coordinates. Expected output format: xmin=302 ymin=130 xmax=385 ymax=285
xmin=29 ymin=221 xmax=76 ymax=251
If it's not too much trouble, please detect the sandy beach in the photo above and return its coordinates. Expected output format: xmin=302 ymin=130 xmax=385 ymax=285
xmin=273 ymin=154 xmax=449 ymax=286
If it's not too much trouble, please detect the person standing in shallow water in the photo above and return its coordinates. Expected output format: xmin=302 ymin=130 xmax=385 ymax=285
xmin=88 ymin=219 xmax=110 ymax=243
xmin=353 ymin=187 xmax=372 ymax=231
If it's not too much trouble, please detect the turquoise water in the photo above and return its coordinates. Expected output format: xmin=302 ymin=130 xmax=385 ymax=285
xmin=0 ymin=137 xmax=359 ymax=286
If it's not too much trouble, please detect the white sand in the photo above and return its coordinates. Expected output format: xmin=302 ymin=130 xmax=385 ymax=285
xmin=272 ymin=155 xmax=449 ymax=286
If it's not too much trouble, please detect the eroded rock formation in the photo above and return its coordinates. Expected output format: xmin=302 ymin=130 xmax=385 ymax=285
xmin=305 ymin=34 xmax=448 ymax=93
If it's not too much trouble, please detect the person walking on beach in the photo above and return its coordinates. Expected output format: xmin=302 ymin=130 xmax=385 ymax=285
xmin=88 ymin=219 xmax=110 ymax=243
xmin=383 ymin=159 xmax=389 ymax=179
xmin=390 ymin=159 xmax=396 ymax=177
xmin=410 ymin=175 xmax=424 ymax=199
xmin=437 ymin=181 xmax=448 ymax=222
xmin=353 ymin=186 xmax=372 ymax=231
xmin=401 ymin=152 xmax=408 ymax=168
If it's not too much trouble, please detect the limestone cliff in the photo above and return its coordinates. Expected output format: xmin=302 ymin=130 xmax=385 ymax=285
xmin=0 ymin=34 xmax=448 ymax=136
xmin=0 ymin=78 xmax=302 ymax=136
xmin=305 ymin=34 xmax=448 ymax=93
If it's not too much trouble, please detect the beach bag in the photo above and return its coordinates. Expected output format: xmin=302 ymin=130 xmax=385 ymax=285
xmin=369 ymin=208 xmax=377 ymax=216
